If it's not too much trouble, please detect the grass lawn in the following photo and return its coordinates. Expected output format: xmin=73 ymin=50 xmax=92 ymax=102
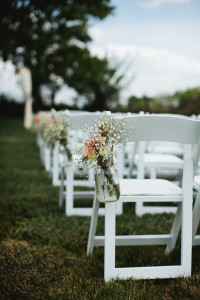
xmin=0 ymin=117 xmax=200 ymax=299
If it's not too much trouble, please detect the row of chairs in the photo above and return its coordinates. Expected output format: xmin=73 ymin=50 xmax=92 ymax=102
xmin=35 ymin=111 xmax=200 ymax=281
xmin=37 ymin=110 xmax=187 ymax=217
xmin=37 ymin=110 xmax=115 ymax=216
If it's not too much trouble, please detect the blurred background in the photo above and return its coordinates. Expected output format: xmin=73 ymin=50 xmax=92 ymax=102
xmin=0 ymin=0 xmax=200 ymax=117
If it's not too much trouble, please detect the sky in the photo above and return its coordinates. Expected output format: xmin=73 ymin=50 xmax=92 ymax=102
xmin=88 ymin=0 xmax=200 ymax=103
xmin=0 ymin=0 xmax=200 ymax=105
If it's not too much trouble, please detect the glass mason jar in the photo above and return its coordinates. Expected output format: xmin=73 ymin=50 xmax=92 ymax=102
xmin=59 ymin=139 xmax=72 ymax=167
xmin=95 ymin=165 xmax=120 ymax=203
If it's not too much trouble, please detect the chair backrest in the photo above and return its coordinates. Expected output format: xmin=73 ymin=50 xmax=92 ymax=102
xmin=69 ymin=112 xmax=104 ymax=128
xmin=124 ymin=115 xmax=200 ymax=145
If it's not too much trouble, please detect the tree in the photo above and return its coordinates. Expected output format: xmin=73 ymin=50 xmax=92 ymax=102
xmin=0 ymin=0 xmax=122 ymax=111
xmin=172 ymin=87 xmax=200 ymax=115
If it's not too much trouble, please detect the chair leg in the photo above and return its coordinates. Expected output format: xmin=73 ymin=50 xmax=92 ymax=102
xmin=104 ymin=201 xmax=116 ymax=282
xmin=44 ymin=147 xmax=51 ymax=172
xmin=165 ymin=202 xmax=182 ymax=254
xmin=181 ymin=194 xmax=192 ymax=276
xmin=58 ymin=167 xmax=65 ymax=207
xmin=180 ymin=148 xmax=193 ymax=276
xmin=150 ymin=166 xmax=156 ymax=179
xmin=87 ymin=194 xmax=100 ymax=255
xmin=135 ymin=202 xmax=144 ymax=216
xmin=192 ymin=190 xmax=200 ymax=244
xmin=116 ymin=201 xmax=123 ymax=215
xmin=52 ymin=144 xmax=59 ymax=186
xmin=65 ymin=164 xmax=74 ymax=215
xmin=88 ymin=168 xmax=94 ymax=187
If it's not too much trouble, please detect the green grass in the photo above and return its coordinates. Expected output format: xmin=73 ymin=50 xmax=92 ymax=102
xmin=0 ymin=117 xmax=200 ymax=299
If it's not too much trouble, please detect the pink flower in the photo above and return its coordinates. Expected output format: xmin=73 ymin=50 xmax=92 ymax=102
xmin=85 ymin=138 xmax=94 ymax=147
xmin=84 ymin=147 xmax=95 ymax=157
xmin=35 ymin=116 xmax=41 ymax=124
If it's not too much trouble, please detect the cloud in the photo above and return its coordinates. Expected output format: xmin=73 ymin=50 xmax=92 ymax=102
xmin=140 ymin=0 xmax=190 ymax=8
xmin=89 ymin=26 xmax=104 ymax=40
xmin=89 ymin=43 xmax=200 ymax=101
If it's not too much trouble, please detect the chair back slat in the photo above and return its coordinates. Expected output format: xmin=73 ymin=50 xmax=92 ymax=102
xmin=69 ymin=113 xmax=103 ymax=128
xmin=124 ymin=115 xmax=200 ymax=144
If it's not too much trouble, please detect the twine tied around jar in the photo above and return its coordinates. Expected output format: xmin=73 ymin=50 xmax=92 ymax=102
xmin=60 ymin=139 xmax=68 ymax=146
xmin=98 ymin=159 xmax=114 ymax=167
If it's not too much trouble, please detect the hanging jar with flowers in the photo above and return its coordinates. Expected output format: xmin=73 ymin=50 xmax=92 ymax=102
xmin=95 ymin=163 xmax=120 ymax=203
xmin=75 ymin=112 xmax=128 ymax=203
xmin=43 ymin=112 xmax=72 ymax=166
xmin=58 ymin=138 xmax=72 ymax=167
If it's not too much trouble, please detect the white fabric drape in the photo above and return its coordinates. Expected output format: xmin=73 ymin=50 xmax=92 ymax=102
xmin=19 ymin=68 xmax=33 ymax=129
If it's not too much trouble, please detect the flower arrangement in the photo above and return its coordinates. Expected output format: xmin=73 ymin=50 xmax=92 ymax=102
xmin=43 ymin=113 xmax=72 ymax=162
xmin=32 ymin=111 xmax=52 ymax=133
xmin=75 ymin=113 xmax=129 ymax=202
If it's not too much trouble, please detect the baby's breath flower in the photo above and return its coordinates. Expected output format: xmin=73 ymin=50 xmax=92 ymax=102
xmin=74 ymin=113 xmax=129 ymax=172
xmin=32 ymin=111 xmax=52 ymax=132
xmin=43 ymin=115 xmax=70 ymax=147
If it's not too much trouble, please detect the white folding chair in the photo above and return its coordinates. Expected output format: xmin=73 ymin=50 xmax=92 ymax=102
xmin=58 ymin=112 xmax=123 ymax=216
xmin=33 ymin=111 xmax=53 ymax=172
xmin=87 ymin=114 xmax=200 ymax=281
xmin=58 ymin=112 xmax=101 ymax=216
xmin=51 ymin=110 xmax=93 ymax=187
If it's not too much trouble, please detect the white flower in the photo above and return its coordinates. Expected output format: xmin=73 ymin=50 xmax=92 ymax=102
xmin=74 ymin=113 xmax=130 ymax=172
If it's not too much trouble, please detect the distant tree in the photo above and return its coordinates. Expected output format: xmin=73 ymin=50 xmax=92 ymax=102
xmin=0 ymin=0 xmax=122 ymax=111
xmin=127 ymin=95 xmax=142 ymax=112
xmin=127 ymin=95 xmax=153 ymax=113
xmin=173 ymin=87 xmax=200 ymax=115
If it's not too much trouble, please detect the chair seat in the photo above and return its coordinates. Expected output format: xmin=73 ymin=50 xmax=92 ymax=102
xmin=120 ymin=179 xmax=182 ymax=196
xmin=135 ymin=153 xmax=183 ymax=167
xmin=194 ymin=175 xmax=200 ymax=190
xmin=147 ymin=142 xmax=183 ymax=157
xmin=194 ymin=175 xmax=200 ymax=185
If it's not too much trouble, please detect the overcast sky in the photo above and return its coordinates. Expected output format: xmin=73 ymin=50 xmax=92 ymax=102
xmin=89 ymin=0 xmax=200 ymax=102
xmin=0 ymin=0 xmax=200 ymax=104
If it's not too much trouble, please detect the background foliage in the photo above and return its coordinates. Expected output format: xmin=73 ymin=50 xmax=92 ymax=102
xmin=0 ymin=0 xmax=123 ymax=111
xmin=118 ymin=87 xmax=200 ymax=115
xmin=1 ymin=85 xmax=200 ymax=118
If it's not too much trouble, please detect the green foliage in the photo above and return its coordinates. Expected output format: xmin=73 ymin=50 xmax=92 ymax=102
xmin=0 ymin=118 xmax=200 ymax=299
xmin=0 ymin=0 xmax=122 ymax=111
xmin=172 ymin=87 xmax=200 ymax=115
xmin=121 ymin=87 xmax=200 ymax=115
xmin=124 ymin=95 xmax=154 ymax=113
